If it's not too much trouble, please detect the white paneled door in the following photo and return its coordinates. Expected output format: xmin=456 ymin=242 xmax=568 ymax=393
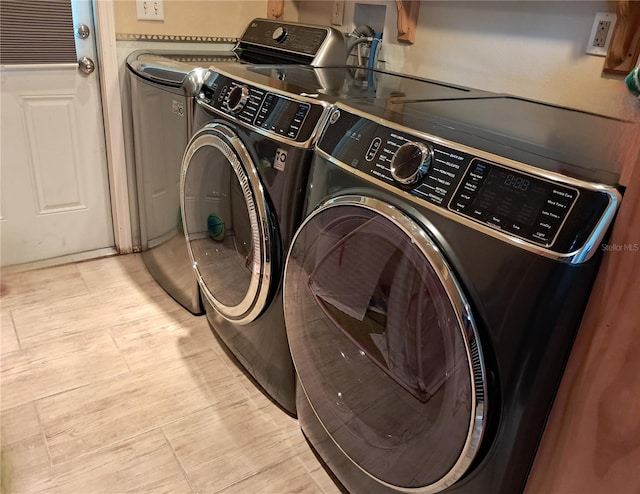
xmin=0 ymin=0 xmax=114 ymax=266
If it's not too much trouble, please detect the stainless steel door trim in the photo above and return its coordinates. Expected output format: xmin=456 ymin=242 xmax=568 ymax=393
xmin=315 ymin=147 xmax=619 ymax=264
xmin=181 ymin=123 xmax=273 ymax=324
xmin=284 ymin=195 xmax=487 ymax=493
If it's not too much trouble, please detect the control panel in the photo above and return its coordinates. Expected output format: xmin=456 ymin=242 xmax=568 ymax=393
xmin=198 ymin=71 xmax=325 ymax=144
xmin=449 ymin=160 xmax=577 ymax=246
xmin=240 ymin=21 xmax=330 ymax=56
xmin=317 ymin=108 xmax=614 ymax=255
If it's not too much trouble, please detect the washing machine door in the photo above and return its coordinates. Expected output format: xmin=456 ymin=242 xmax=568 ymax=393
xmin=284 ymin=195 xmax=487 ymax=492
xmin=181 ymin=123 xmax=277 ymax=324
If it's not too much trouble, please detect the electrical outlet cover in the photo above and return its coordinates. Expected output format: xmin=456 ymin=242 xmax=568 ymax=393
xmin=586 ymin=12 xmax=617 ymax=56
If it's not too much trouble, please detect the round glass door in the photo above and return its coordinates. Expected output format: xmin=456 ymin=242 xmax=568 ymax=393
xmin=181 ymin=123 xmax=276 ymax=324
xmin=284 ymin=196 xmax=486 ymax=492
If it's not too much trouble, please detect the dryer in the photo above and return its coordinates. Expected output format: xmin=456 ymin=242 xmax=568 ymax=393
xmin=179 ymin=64 xmax=337 ymax=414
xmin=283 ymin=95 xmax=633 ymax=492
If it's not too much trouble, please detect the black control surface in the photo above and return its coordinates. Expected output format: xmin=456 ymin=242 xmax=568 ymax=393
xmin=240 ymin=21 xmax=329 ymax=56
xmin=450 ymin=160 xmax=578 ymax=246
xmin=199 ymin=71 xmax=324 ymax=142
xmin=317 ymin=108 xmax=613 ymax=254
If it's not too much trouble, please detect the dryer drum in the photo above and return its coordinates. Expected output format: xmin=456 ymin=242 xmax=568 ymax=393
xmin=284 ymin=196 xmax=487 ymax=492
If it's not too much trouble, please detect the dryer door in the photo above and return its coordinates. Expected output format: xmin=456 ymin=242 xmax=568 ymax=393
xmin=284 ymin=195 xmax=487 ymax=492
xmin=181 ymin=123 xmax=278 ymax=324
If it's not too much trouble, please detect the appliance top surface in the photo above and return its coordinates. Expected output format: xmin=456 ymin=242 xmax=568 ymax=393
xmin=207 ymin=63 xmax=494 ymax=102
xmin=343 ymin=97 xmax=633 ymax=185
xmin=127 ymin=50 xmax=238 ymax=85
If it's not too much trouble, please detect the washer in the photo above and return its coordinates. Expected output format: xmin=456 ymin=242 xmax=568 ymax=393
xmin=128 ymin=51 xmax=235 ymax=314
xmin=283 ymin=95 xmax=632 ymax=492
xmin=127 ymin=18 xmax=345 ymax=315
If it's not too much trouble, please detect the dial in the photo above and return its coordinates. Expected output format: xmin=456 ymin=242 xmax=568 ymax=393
xmin=272 ymin=26 xmax=288 ymax=43
xmin=390 ymin=142 xmax=433 ymax=186
xmin=224 ymin=85 xmax=249 ymax=114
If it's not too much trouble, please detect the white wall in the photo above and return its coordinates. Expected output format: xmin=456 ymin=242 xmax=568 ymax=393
xmin=297 ymin=1 xmax=640 ymax=122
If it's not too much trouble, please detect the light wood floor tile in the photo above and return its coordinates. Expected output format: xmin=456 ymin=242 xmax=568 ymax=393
xmin=0 ymin=253 xmax=340 ymax=493
xmin=219 ymin=457 xmax=325 ymax=494
xmin=27 ymin=430 xmax=192 ymax=494
xmin=1 ymin=329 xmax=129 ymax=411
xmin=1 ymin=403 xmax=51 ymax=494
xmin=0 ymin=263 xmax=88 ymax=311
xmin=37 ymin=349 xmax=245 ymax=465
xmin=11 ymin=279 xmax=179 ymax=348
xmin=163 ymin=399 xmax=302 ymax=493
xmin=109 ymin=307 xmax=214 ymax=371
xmin=76 ymin=253 xmax=155 ymax=292
xmin=1 ymin=307 xmax=20 ymax=354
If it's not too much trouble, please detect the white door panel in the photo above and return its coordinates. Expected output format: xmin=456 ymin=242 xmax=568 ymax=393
xmin=0 ymin=0 xmax=114 ymax=266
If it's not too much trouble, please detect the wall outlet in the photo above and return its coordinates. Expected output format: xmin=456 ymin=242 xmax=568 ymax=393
xmin=136 ymin=0 xmax=164 ymax=21
xmin=586 ymin=12 xmax=616 ymax=56
xmin=332 ymin=1 xmax=345 ymax=26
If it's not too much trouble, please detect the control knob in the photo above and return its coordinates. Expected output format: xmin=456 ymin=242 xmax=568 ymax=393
xmin=224 ymin=85 xmax=250 ymax=114
xmin=272 ymin=26 xmax=288 ymax=43
xmin=390 ymin=141 xmax=433 ymax=186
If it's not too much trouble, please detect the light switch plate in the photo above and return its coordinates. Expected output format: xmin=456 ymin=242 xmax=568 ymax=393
xmin=136 ymin=0 xmax=164 ymax=21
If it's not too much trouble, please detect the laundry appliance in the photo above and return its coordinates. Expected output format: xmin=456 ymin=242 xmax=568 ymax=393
xmin=127 ymin=18 xmax=345 ymax=314
xmin=177 ymin=62 xmax=486 ymax=414
xmin=283 ymin=93 xmax=632 ymax=492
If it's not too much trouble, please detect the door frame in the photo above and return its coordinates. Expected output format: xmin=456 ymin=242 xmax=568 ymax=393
xmin=93 ymin=0 xmax=132 ymax=254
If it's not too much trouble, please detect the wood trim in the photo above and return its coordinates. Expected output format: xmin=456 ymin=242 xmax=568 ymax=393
xmin=525 ymin=135 xmax=640 ymax=492
xmin=93 ymin=0 xmax=133 ymax=254
xmin=604 ymin=0 xmax=640 ymax=74
xmin=394 ymin=0 xmax=420 ymax=44
xmin=267 ymin=0 xmax=284 ymax=20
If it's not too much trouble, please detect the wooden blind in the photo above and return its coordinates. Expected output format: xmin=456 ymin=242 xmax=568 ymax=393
xmin=0 ymin=0 xmax=76 ymax=65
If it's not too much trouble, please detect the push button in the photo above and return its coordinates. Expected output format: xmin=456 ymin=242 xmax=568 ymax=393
xmin=365 ymin=137 xmax=382 ymax=161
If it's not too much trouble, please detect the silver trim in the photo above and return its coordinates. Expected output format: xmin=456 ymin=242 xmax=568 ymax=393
xmin=390 ymin=141 xmax=433 ymax=185
xmin=224 ymin=85 xmax=250 ymax=114
xmin=284 ymin=195 xmax=487 ymax=493
xmin=180 ymin=123 xmax=273 ymax=325
xmin=318 ymin=103 xmax=622 ymax=264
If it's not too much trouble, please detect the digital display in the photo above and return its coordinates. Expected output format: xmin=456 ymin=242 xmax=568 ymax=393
xmin=503 ymin=173 xmax=530 ymax=192
xmin=449 ymin=160 xmax=578 ymax=246
xmin=473 ymin=167 xmax=547 ymax=227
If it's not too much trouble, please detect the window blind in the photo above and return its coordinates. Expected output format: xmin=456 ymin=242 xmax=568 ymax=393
xmin=0 ymin=0 xmax=77 ymax=65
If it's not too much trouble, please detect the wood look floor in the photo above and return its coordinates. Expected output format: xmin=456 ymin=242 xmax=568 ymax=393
xmin=0 ymin=254 xmax=342 ymax=494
